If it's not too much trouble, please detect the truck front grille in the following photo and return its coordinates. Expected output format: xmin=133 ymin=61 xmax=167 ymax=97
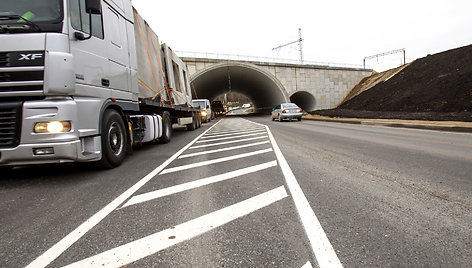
xmin=0 ymin=53 xmax=7 ymax=68
xmin=0 ymin=102 xmax=22 ymax=148
xmin=0 ymin=71 xmax=44 ymax=82
xmin=0 ymin=51 xmax=45 ymax=95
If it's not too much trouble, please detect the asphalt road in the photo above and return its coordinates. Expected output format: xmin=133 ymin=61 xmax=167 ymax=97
xmin=1 ymin=114 xmax=471 ymax=267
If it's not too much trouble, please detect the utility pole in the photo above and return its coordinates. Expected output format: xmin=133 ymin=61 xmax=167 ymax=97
xmin=298 ymin=28 xmax=303 ymax=64
xmin=273 ymin=28 xmax=304 ymax=64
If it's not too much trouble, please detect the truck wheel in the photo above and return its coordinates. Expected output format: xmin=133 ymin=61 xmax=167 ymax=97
xmin=98 ymin=109 xmax=126 ymax=168
xmin=187 ymin=113 xmax=197 ymax=131
xmin=160 ymin=112 xmax=172 ymax=144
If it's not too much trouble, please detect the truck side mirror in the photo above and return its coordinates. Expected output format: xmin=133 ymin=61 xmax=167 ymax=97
xmin=206 ymin=105 xmax=209 ymax=109
xmin=85 ymin=0 xmax=102 ymax=15
xmin=76 ymin=0 xmax=101 ymax=41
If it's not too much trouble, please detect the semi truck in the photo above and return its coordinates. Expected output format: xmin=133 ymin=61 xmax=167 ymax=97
xmin=0 ymin=0 xmax=203 ymax=168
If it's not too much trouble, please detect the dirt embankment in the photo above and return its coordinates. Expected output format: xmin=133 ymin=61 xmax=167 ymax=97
xmin=312 ymin=44 xmax=472 ymax=122
xmin=338 ymin=64 xmax=410 ymax=105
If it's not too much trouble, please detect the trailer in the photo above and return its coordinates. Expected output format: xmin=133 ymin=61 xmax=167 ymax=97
xmin=0 ymin=0 xmax=202 ymax=168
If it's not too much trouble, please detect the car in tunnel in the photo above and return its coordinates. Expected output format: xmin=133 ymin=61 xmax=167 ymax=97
xmin=271 ymin=103 xmax=303 ymax=122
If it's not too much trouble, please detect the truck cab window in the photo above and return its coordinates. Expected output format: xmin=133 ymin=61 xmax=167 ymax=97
xmin=69 ymin=0 xmax=103 ymax=39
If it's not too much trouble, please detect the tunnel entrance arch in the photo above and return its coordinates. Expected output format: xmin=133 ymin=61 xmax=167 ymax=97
xmin=190 ymin=62 xmax=289 ymax=111
xmin=290 ymin=91 xmax=316 ymax=111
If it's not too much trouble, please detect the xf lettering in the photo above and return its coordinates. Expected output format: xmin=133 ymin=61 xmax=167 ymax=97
xmin=19 ymin=54 xmax=43 ymax=61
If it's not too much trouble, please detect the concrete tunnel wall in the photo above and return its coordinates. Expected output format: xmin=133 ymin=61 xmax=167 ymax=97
xmin=184 ymin=57 xmax=372 ymax=112
xmin=189 ymin=62 xmax=290 ymax=111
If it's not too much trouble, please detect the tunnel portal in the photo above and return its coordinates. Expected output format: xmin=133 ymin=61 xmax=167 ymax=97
xmin=290 ymin=91 xmax=316 ymax=111
xmin=190 ymin=63 xmax=289 ymax=111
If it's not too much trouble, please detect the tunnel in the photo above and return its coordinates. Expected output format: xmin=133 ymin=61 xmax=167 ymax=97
xmin=190 ymin=62 xmax=289 ymax=112
xmin=290 ymin=91 xmax=316 ymax=111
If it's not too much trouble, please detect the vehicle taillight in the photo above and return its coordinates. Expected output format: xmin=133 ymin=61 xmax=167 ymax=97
xmin=299 ymin=109 xmax=303 ymax=112
xmin=282 ymin=110 xmax=286 ymax=113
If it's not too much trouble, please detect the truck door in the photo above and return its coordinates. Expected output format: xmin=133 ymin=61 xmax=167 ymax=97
xmin=101 ymin=2 xmax=130 ymax=98
xmin=69 ymin=0 xmax=130 ymax=97
xmin=69 ymin=0 xmax=109 ymax=97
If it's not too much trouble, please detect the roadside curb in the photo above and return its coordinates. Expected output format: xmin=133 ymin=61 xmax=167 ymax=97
xmin=302 ymin=116 xmax=472 ymax=133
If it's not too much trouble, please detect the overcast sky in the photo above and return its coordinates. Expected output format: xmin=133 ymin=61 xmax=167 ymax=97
xmin=132 ymin=0 xmax=472 ymax=71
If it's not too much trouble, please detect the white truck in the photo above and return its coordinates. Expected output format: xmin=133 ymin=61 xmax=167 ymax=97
xmin=0 ymin=0 xmax=202 ymax=168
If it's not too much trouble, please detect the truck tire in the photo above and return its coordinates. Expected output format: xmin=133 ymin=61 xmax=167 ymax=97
xmin=98 ymin=109 xmax=126 ymax=168
xmin=187 ymin=113 xmax=197 ymax=131
xmin=159 ymin=112 xmax=172 ymax=144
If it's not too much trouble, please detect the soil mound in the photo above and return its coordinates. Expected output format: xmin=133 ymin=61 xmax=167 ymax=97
xmin=338 ymin=64 xmax=409 ymax=105
xmin=313 ymin=44 xmax=472 ymax=121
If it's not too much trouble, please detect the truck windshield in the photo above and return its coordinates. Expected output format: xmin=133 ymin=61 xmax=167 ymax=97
xmin=0 ymin=0 xmax=63 ymax=33
xmin=192 ymin=101 xmax=207 ymax=109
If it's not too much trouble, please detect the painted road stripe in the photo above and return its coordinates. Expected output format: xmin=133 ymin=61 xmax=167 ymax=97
xmin=207 ymin=127 xmax=264 ymax=134
xmin=201 ymin=129 xmax=267 ymax=139
xmin=160 ymin=148 xmax=273 ymax=175
xmin=25 ymin=121 xmax=223 ymax=268
xmin=196 ymin=131 xmax=267 ymax=143
xmin=301 ymin=261 xmax=313 ymax=268
xmin=122 ymin=160 xmax=278 ymax=208
xmin=206 ymin=127 xmax=265 ymax=135
xmin=265 ymin=125 xmax=343 ymax=268
xmin=179 ymin=141 xmax=270 ymax=159
xmin=189 ymin=135 xmax=268 ymax=149
xmin=63 ymin=186 xmax=289 ymax=268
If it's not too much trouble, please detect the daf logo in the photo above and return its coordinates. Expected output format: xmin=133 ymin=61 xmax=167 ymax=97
xmin=18 ymin=53 xmax=43 ymax=61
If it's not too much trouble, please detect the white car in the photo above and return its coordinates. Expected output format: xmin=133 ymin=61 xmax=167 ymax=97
xmin=271 ymin=103 xmax=303 ymax=121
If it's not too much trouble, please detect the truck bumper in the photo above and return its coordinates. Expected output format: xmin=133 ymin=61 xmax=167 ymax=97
xmin=0 ymin=98 xmax=103 ymax=167
xmin=0 ymin=140 xmax=80 ymax=166
xmin=0 ymin=137 xmax=102 ymax=166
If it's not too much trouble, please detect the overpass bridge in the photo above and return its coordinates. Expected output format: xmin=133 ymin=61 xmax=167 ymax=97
xmin=180 ymin=53 xmax=372 ymax=112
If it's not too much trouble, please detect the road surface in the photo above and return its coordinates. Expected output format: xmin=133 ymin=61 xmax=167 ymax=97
xmin=1 ymin=115 xmax=470 ymax=267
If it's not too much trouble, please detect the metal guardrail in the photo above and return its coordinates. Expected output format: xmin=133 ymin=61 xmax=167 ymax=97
xmin=176 ymin=51 xmax=368 ymax=69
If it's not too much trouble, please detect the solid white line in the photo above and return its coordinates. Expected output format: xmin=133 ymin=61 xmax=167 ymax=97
xmin=201 ymin=129 xmax=267 ymax=139
xmin=196 ymin=131 xmax=267 ymax=143
xmin=179 ymin=141 xmax=270 ymax=159
xmin=160 ymin=148 xmax=273 ymax=174
xmin=63 ymin=186 xmax=288 ymax=268
xmin=189 ymin=135 xmax=268 ymax=149
xmin=122 ymin=160 xmax=278 ymax=208
xmin=301 ymin=261 xmax=313 ymax=268
xmin=25 ymin=121 xmax=223 ymax=268
xmin=266 ymin=126 xmax=343 ymax=268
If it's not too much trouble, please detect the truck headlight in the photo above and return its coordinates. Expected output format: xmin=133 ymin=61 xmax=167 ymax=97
xmin=34 ymin=121 xmax=72 ymax=133
xmin=201 ymin=110 xmax=207 ymax=117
